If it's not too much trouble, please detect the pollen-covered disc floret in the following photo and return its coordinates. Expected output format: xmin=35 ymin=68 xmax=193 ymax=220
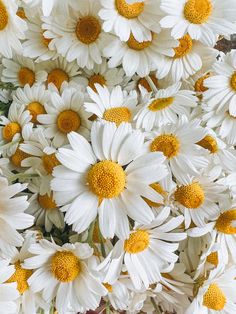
xmin=215 ymin=210 xmax=236 ymax=234
xmin=203 ymin=283 xmax=226 ymax=310
xmin=150 ymin=134 xmax=180 ymax=159
xmin=7 ymin=261 xmax=33 ymax=295
xmin=124 ymin=230 xmax=150 ymax=254
xmin=175 ymin=182 xmax=205 ymax=209
xmin=184 ymin=0 xmax=212 ymax=24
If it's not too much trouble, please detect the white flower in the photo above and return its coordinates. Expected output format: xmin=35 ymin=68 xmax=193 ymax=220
xmin=24 ymin=239 xmax=107 ymax=313
xmin=51 ymin=121 xmax=168 ymax=239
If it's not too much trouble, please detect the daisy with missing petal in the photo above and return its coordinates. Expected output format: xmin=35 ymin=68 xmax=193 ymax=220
xmin=24 ymin=239 xmax=107 ymax=313
xmin=0 ymin=177 xmax=33 ymax=251
xmin=104 ymin=30 xmax=178 ymax=77
xmin=160 ymin=0 xmax=236 ymax=46
xmin=156 ymin=34 xmax=218 ymax=82
xmin=186 ymin=266 xmax=236 ymax=314
xmin=0 ymin=0 xmax=27 ymax=58
xmin=135 ymin=82 xmax=198 ymax=131
xmin=97 ymin=209 xmax=186 ymax=290
xmin=85 ymin=84 xmax=138 ymax=126
xmin=37 ymin=87 xmax=91 ymax=147
xmin=145 ymin=119 xmax=208 ymax=182
xmin=1 ymin=55 xmax=47 ymax=87
xmin=51 ymin=121 xmax=168 ymax=239
xmin=99 ymin=0 xmax=162 ymax=42
xmin=43 ymin=0 xmax=112 ymax=69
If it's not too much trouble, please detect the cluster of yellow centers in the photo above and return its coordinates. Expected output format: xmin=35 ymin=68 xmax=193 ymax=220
xmin=38 ymin=192 xmax=57 ymax=210
xmin=57 ymin=110 xmax=81 ymax=134
xmin=6 ymin=261 xmax=33 ymax=294
xmin=76 ymin=16 xmax=101 ymax=45
xmin=143 ymin=183 xmax=166 ymax=207
xmin=206 ymin=251 xmax=218 ymax=266
xmin=116 ymin=0 xmax=144 ymax=19
xmin=197 ymin=135 xmax=218 ymax=154
xmin=2 ymin=122 xmax=21 ymax=142
xmin=215 ymin=209 xmax=236 ymax=234
xmin=174 ymin=182 xmax=205 ymax=209
xmin=51 ymin=251 xmax=81 ymax=282
xmin=18 ymin=67 xmax=36 ymax=87
xmin=150 ymin=134 xmax=180 ymax=159
xmin=174 ymin=34 xmax=193 ymax=59
xmin=124 ymin=230 xmax=150 ymax=254
xmin=203 ymin=283 xmax=226 ymax=310
xmin=47 ymin=68 xmax=69 ymax=90
xmin=11 ymin=148 xmax=30 ymax=168
xmin=42 ymin=153 xmax=60 ymax=174
xmin=27 ymin=101 xmax=46 ymax=124
xmin=88 ymin=160 xmax=126 ymax=199
xmin=88 ymin=74 xmax=106 ymax=92
xmin=127 ymin=33 xmax=152 ymax=51
xmin=0 ymin=0 xmax=8 ymax=31
xmin=184 ymin=0 xmax=212 ymax=24
xmin=194 ymin=74 xmax=210 ymax=93
xmin=230 ymin=72 xmax=236 ymax=92
xmin=103 ymin=107 xmax=131 ymax=126
xmin=148 ymin=97 xmax=174 ymax=112
xmin=137 ymin=75 xmax=159 ymax=92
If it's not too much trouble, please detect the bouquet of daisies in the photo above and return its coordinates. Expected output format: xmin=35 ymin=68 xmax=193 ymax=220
xmin=1 ymin=0 xmax=236 ymax=313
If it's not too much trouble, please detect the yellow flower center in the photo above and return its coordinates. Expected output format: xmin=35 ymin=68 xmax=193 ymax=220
xmin=27 ymin=102 xmax=46 ymax=124
xmin=103 ymin=107 xmax=131 ymax=126
xmin=88 ymin=161 xmax=126 ymax=199
xmin=137 ymin=75 xmax=159 ymax=92
xmin=174 ymin=34 xmax=193 ymax=58
xmin=17 ymin=8 xmax=27 ymax=19
xmin=148 ymin=97 xmax=174 ymax=111
xmin=42 ymin=153 xmax=60 ymax=174
xmin=230 ymin=72 xmax=236 ymax=91
xmin=2 ymin=122 xmax=21 ymax=142
xmin=51 ymin=251 xmax=80 ymax=283
xmin=42 ymin=31 xmax=52 ymax=47
xmin=124 ymin=230 xmax=150 ymax=254
xmin=184 ymin=0 xmax=212 ymax=24
xmin=197 ymin=135 xmax=218 ymax=154
xmin=115 ymin=0 xmax=144 ymax=19
xmin=38 ymin=192 xmax=57 ymax=210
xmin=6 ymin=261 xmax=33 ymax=294
xmin=203 ymin=284 xmax=226 ymax=310
xmin=57 ymin=110 xmax=81 ymax=134
xmin=76 ymin=16 xmax=101 ymax=45
xmin=194 ymin=74 xmax=210 ymax=93
xmin=103 ymin=283 xmax=113 ymax=293
xmin=150 ymin=134 xmax=180 ymax=159
xmin=11 ymin=148 xmax=30 ymax=168
xmin=143 ymin=183 xmax=166 ymax=207
xmin=127 ymin=33 xmax=152 ymax=51
xmin=88 ymin=74 xmax=106 ymax=92
xmin=0 ymin=0 xmax=8 ymax=30
xmin=215 ymin=209 xmax=236 ymax=234
xmin=174 ymin=182 xmax=205 ymax=209
xmin=18 ymin=67 xmax=35 ymax=87
xmin=47 ymin=68 xmax=69 ymax=90
xmin=206 ymin=252 xmax=218 ymax=266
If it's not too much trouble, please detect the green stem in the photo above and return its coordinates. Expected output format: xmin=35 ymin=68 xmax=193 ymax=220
xmin=145 ymin=75 xmax=158 ymax=93
xmin=151 ymin=297 xmax=162 ymax=314
xmin=87 ymin=219 xmax=96 ymax=245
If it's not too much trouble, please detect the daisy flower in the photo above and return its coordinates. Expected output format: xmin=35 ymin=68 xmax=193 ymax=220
xmin=0 ymin=176 xmax=33 ymax=250
xmin=156 ymin=34 xmax=218 ymax=82
xmin=51 ymin=121 xmax=168 ymax=239
xmin=99 ymin=0 xmax=162 ymax=42
xmin=160 ymin=0 xmax=236 ymax=46
xmin=1 ymin=55 xmax=47 ymax=87
xmin=24 ymin=239 xmax=107 ymax=313
xmin=103 ymin=29 xmax=178 ymax=77
xmin=84 ymin=84 xmax=138 ymax=126
xmin=37 ymin=86 xmax=91 ymax=147
xmin=186 ymin=266 xmax=236 ymax=314
xmin=102 ymin=279 xmax=130 ymax=311
xmin=145 ymin=119 xmax=208 ymax=182
xmin=0 ymin=0 xmax=27 ymax=58
xmin=135 ymin=82 xmax=198 ymax=130
xmin=43 ymin=0 xmax=112 ymax=69
xmin=97 ymin=209 xmax=186 ymax=290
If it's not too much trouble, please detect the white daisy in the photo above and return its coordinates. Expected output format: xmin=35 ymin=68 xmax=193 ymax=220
xmin=85 ymin=84 xmax=138 ymax=126
xmin=135 ymin=82 xmax=198 ymax=130
xmin=24 ymin=239 xmax=107 ymax=313
xmin=145 ymin=118 xmax=208 ymax=182
xmin=99 ymin=0 xmax=162 ymax=42
xmin=51 ymin=121 xmax=168 ymax=239
xmin=104 ymin=29 xmax=178 ymax=77
xmin=97 ymin=209 xmax=186 ymax=290
xmin=160 ymin=0 xmax=236 ymax=46
xmin=43 ymin=0 xmax=112 ymax=69
xmin=102 ymin=279 xmax=130 ymax=311
xmin=37 ymin=86 xmax=91 ymax=147
xmin=1 ymin=55 xmax=47 ymax=87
